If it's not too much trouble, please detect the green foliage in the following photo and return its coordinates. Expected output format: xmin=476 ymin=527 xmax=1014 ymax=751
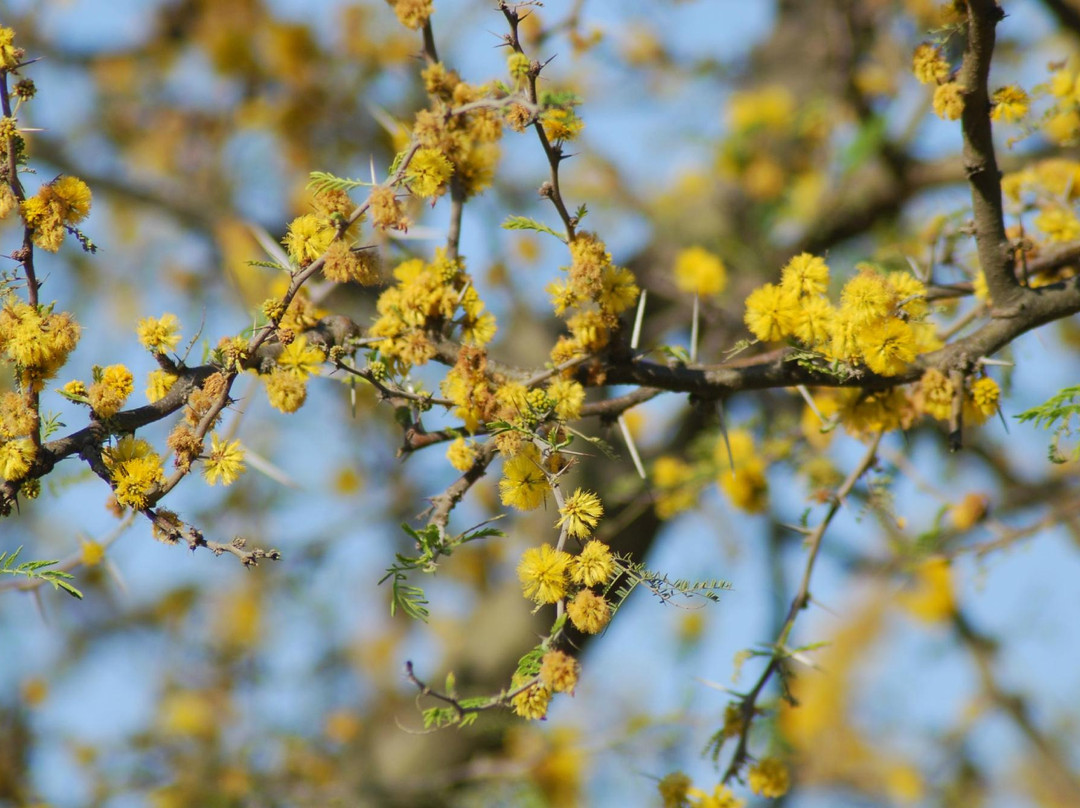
xmin=0 ymin=547 xmax=83 ymax=599
xmin=608 ymin=554 xmax=730 ymax=616
xmin=306 ymin=170 xmax=373 ymax=195
xmin=1016 ymin=385 xmax=1080 ymax=463
xmin=379 ymin=520 xmax=504 ymax=621
xmin=501 ymin=214 xmax=567 ymax=242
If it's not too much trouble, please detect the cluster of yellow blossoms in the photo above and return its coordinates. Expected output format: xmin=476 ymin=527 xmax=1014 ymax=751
xmin=18 ymin=175 xmax=93 ymax=252
xmin=509 ymin=477 xmax=613 ymax=720
xmin=546 ymin=231 xmax=639 ymax=366
xmin=371 ymin=248 xmax=494 ymax=375
xmin=0 ymin=390 xmax=35 ymax=483
xmin=0 ymin=296 xmax=80 ymax=393
xmin=744 ymin=252 xmax=937 ymax=377
xmin=912 ymin=42 xmax=1028 ymax=124
xmin=411 ymin=62 xmax=503 ymax=198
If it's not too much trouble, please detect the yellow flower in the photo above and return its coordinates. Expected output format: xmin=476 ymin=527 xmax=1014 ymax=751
xmin=0 ymin=26 xmax=22 ymax=70
xmin=856 ymin=317 xmax=917 ymax=376
xmin=388 ymin=0 xmax=433 ymax=30
xmin=744 ymin=283 xmax=799 ymax=342
xmin=720 ymin=467 xmax=769 ymax=513
xmin=968 ymin=376 xmax=1000 ymax=417
xmin=990 ymin=85 xmax=1029 ymax=123
xmin=110 ymin=453 xmax=164 ymax=510
xmin=911 ymin=43 xmax=950 ymax=84
xmin=146 ymin=369 xmax=178 ymax=403
xmin=932 ymin=82 xmax=964 ymax=121
xmin=88 ymin=364 xmax=134 ymax=418
xmin=510 ymin=676 xmax=551 ymax=720
xmin=840 ymin=268 xmax=896 ymax=324
xmin=748 ymin=758 xmax=790 ymax=798
xmin=137 ymin=313 xmax=182 ymax=353
xmin=278 ymin=335 xmax=325 ymax=379
xmin=727 ymin=85 xmax=793 ymax=133
xmin=658 ymin=772 xmax=692 ymax=808
xmin=916 ymin=368 xmax=954 ymax=421
xmin=539 ymin=650 xmax=579 ymax=694
xmin=1034 ymin=205 xmax=1080 ymax=242
xmin=80 ymin=539 xmax=105 ymax=567
xmin=517 ymin=543 xmax=571 ymax=604
xmin=283 ymin=214 xmax=335 ymax=267
xmin=570 ymin=539 xmax=614 ymax=586
xmin=686 ymin=783 xmax=745 ymax=808
xmin=0 ymin=438 xmax=35 ymax=481
xmin=265 ymin=368 xmax=307 ymax=413
xmin=674 ymin=246 xmax=727 ymax=297
xmin=546 ymin=378 xmax=585 ymax=421
xmin=556 ymin=488 xmax=603 ymax=539
xmin=779 ymin=252 xmax=829 ymax=298
xmin=541 ymin=108 xmax=584 ymax=142
xmin=792 ymin=296 xmax=834 ymax=348
xmin=203 ymin=433 xmax=245 ymax=486
xmin=899 ymin=556 xmax=956 ymax=623
xmin=566 ymin=589 xmax=610 ymax=634
xmin=446 ymin=437 xmax=476 ymax=471
xmin=499 ymin=444 xmax=549 ymax=510
xmin=50 ymin=176 xmax=92 ymax=225
xmin=405 ymin=147 xmax=454 ymax=199
xmin=598 ymin=264 xmax=640 ymax=314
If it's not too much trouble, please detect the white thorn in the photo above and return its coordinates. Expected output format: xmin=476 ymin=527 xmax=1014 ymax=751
xmin=796 ymin=384 xmax=825 ymax=424
xmin=631 ymin=290 xmax=647 ymax=351
xmin=618 ymin=415 xmax=647 ymax=479
xmin=690 ymin=294 xmax=700 ymax=364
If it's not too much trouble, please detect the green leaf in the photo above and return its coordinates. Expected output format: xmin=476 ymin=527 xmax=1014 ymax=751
xmin=501 ymin=215 xmax=567 ymax=243
xmin=306 ymin=170 xmax=373 ymax=195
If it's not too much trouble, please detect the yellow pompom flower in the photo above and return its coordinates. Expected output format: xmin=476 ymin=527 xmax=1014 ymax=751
xmin=566 ymin=589 xmax=611 ymax=634
xmin=203 ymin=433 xmax=245 ymax=486
xmin=265 ymin=368 xmax=307 ymax=413
xmin=968 ymin=376 xmax=1000 ymax=417
xmin=0 ymin=438 xmax=35 ymax=481
xmin=405 ymin=148 xmax=454 ymax=199
xmin=570 ymin=539 xmax=615 ymax=587
xmin=792 ymin=296 xmax=834 ymax=348
xmin=499 ymin=444 xmax=549 ymax=510
xmin=517 ymin=543 xmax=572 ymax=604
xmin=540 ymin=108 xmax=584 ymax=142
xmin=556 ymin=488 xmax=604 ymax=539
xmin=387 ymin=0 xmax=433 ymax=31
xmin=446 ymin=437 xmax=477 ymax=471
xmin=933 ymin=82 xmax=964 ymax=120
xmin=146 ymin=369 xmax=178 ymax=403
xmin=780 ymin=252 xmax=829 ymax=298
xmin=912 ymin=44 xmax=950 ymax=84
xmin=80 ymin=539 xmax=105 ymax=567
xmin=0 ymin=26 xmax=22 ymax=70
xmin=686 ymin=784 xmax=745 ymax=808
xmin=547 ymin=378 xmax=586 ymax=421
xmin=857 ymin=317 xmax=917 ymax=376
xmin=658 ymin=772 xmax=692 ymax=808
xmin=990 ymin=85 xmax=1029 ymax=123
xmin=88 ymin=364 xmax=134 ymax=418
xmin=748 ymin=758 xmax=790 ymax=798
xmin=539 ymin=650 xmax=579 ymax=694
xmin=674 ymin=246 xmax=727 ymax=297
xmin=744 ymin=283 xmax=799 ymax=342
xmin=137 ymin=313 xmax=182 ymax=353
xmin=283 ymin=214 xmax=336 ymax=267
xmin=841 ymin=269 xmax=896 ymax=324
xmin=1034 ymin=205 xmax=1080 ymax=242
xmin=510 ymin=676 xmax=552 ymax=720
xmin=598 ymin=264 xmax=640 ymax=314
xmin=277 ymin=335 xmax=325 ymax=379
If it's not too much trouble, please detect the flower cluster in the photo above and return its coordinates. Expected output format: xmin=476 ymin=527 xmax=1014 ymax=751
xmin=0 ymin=297 xmax=81 ymax=392
xmin=20 ymin=175 xmax=92 ymax=252
xmin=744 ymin=253 xmax=937 ymax=377
xmin=547 ymin=231 xmax=639 ymax=365
xmin=371 ymin=249 xmax=495 ymax=375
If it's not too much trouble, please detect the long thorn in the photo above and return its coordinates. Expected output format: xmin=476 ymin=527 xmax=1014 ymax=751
xmin=631 ymin=290 xmax=647 ymax=351
xmin=618 ymin=415 xmax=646 ymax=479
